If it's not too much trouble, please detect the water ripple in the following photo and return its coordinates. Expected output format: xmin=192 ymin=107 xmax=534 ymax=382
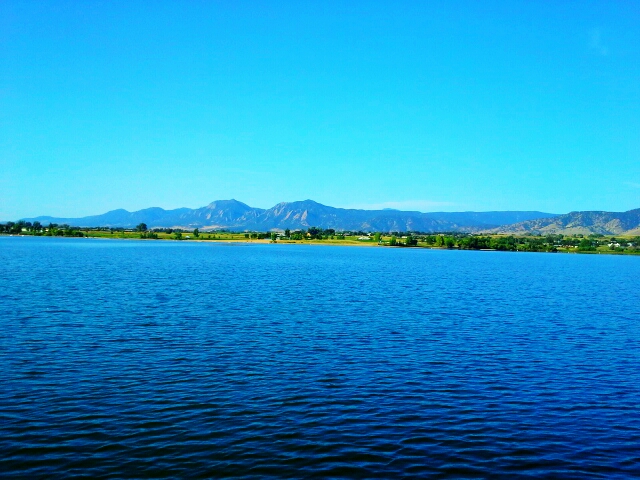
xmin=1 ymin=237 xmax=639 ymax=478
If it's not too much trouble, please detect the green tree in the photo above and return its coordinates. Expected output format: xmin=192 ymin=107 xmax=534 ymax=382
xmin=285 ymin=229 xmax=291 ymax=238
xmin=193 ymin=228 xmax=200 ymax=238
xmin=173 ymin=231 xmax=183 ymax=240
xmin=10 ymin=221 xmax=25 ymax=234
xmin=578 ymin=238 xmax=595 ymax=251
xmin=389 ymin=236 xmax=397 ymax=246
xmin=136 ymin=223 xmax=147 ymax=232
xmin=271 ymin=232 xmax=278 ymax=241
xmin=307 ymin=227 xmax=321 ymax=238
xmin=373 ymin=232 xmax=381 ymax=242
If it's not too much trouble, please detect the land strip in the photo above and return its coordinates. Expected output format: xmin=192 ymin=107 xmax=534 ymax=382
xmin=3 ymin=226 xmax=639 ymax=255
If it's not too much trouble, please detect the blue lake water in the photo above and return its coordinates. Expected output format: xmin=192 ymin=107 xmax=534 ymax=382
xmin=1 ymin=236 xmax=639 ymax=478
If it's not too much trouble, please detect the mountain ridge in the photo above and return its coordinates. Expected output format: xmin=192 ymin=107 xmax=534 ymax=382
xmin=19 ymin=199 xmax=557 ymax=232
xmin=17 ymin=200 xmax=640 ymax=234
xmin=492 ymin=209 xmax=640 ymax=235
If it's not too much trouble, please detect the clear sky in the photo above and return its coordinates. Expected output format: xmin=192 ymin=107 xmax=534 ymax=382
xmin=1 ymin=1 xmax=639 ymax=220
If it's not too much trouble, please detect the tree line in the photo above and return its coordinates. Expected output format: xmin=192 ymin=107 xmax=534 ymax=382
xmin=409 ymin=233 xmax=639 ymax=252
xmin=3 ymin=221 xmax=638 ymax=252
xmin=0 ymin=221 xmax=84 ymax=237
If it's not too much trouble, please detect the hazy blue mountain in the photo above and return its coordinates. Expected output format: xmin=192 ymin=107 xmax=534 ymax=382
xmin=494 ymin=209 xmax=640 ymax=235
xmin=427 ymin=211 xmax=559 ymax=227
xmin=170 ymin=200 xmax=264 ymax=229
xmin=237 ymin=200 xmax=558 ymax=232
xmin=20 ymin=199 xmax=561 ymax=232
xmin=27 ymin=207 xmax=192 ymax=228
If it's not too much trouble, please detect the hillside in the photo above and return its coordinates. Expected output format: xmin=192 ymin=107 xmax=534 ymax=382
xmin=493 ymin=209 xmax=640 ymax=235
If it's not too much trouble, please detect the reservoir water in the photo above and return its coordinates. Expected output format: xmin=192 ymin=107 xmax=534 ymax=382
xmin=1 ymin=236 xmax=639 ymax=478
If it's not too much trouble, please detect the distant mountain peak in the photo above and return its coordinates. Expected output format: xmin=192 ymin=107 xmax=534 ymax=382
xmin=206 ymin=198 xmax=251 ymax=208
xmin=286 ymin=199 xmax=327 ymax=207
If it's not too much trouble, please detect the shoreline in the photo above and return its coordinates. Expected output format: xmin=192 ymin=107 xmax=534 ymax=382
xmin=3 ymin=234 xmax=639 ymax=255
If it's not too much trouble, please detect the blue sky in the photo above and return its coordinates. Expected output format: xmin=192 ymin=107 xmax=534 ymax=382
xmin=1 ymin=1 xmax=639 ymax=219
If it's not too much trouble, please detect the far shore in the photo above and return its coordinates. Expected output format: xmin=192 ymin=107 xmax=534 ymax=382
xmin=3 ymin=232 xmax=639 ymax=255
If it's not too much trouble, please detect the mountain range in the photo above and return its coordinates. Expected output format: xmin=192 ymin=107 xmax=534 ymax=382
xmin=19 ymin=200 xmax=640 ymax=235
xmin=493 ymin=209 xmax=640 ymax=235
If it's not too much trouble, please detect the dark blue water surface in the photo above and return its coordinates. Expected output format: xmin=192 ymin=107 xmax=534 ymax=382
xmin=1 ymin=236 xmax=639 ymax=479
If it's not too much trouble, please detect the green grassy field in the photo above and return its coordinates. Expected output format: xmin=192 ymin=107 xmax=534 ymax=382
xmin=83 ymin=230 xmax=383 ymax=245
